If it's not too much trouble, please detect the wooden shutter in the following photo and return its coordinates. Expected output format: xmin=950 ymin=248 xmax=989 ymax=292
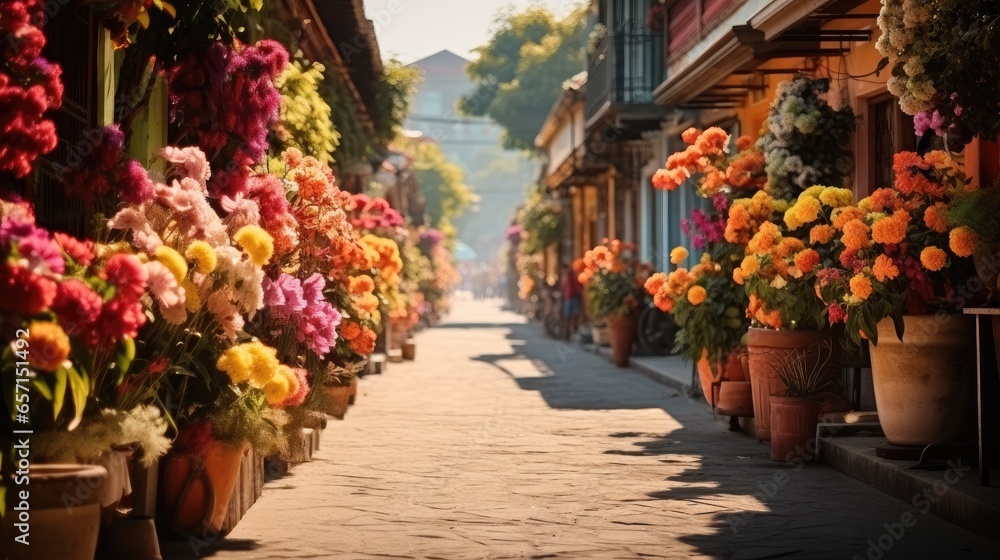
xmin=702 ymin=0 xmax=732 ymax=24
xmin=668 ymin=0 xmax=698 ymax=55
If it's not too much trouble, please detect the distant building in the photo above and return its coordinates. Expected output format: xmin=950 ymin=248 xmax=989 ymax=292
xmin=406 ymin=50 xmax=535 ymax=264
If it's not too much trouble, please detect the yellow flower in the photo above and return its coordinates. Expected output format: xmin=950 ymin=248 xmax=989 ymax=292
xmin=849 ymin=274 xmax=873 ymax=300
xmin=185 ymin=241 xmax=217 ymax=274
xmin=793 ymin=196 xmax=821 ymax=225
xmin=920 ymin=246 xmax=947 ymax=271
xmin=27 ymin=321 xmax=70 ymax=372
xmin=687 ymin=285 xmax=707 ymax=305
xmin=819 ymin=187 xmax=854 ymax=208
xmin=182 ymin=280 xmax=201 ymax=313
xmin=740 ymin=255 xmax=759 ymax=276
xmin=262 ymin=375 xmax=291 ymax=406
xmin=233 ymin=225 xmax=274 ymax=266
xmin=949 ymin=226 xmax=977 ymax=258
xmin=154 ymin=246 xmax=188 ymax=282
xmin=800 ymin=185 xmax=826 ymax=200
xmin=216 ymin=344 xmax=254 ymax=384
xmin=670 ymin=246 xmax=689 ymax=265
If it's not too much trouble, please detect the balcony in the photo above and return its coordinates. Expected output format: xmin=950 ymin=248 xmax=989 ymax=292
xmin=585 ymin=28 xmax=665 ymax=125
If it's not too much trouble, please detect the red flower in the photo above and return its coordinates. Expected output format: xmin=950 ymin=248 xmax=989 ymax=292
xmin=0 ymin=264 xmax=57 ymax=315
xmin=89 ymin=295 xmax=146 ymax=346
xmin=53 ymin=232 xmax=94 ymax=267
xmin=828 ymin=303 xmax=847 ymax=324
xmin=52 ymin=278 xmax=103 ymax=336
xmin=103 ymin=254 xmax=147 ymax=301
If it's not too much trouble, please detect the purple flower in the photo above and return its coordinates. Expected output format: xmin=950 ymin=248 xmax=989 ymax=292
xmin=18 ymin=230 xmax=65 ymax=274
xmin=263 ymin=273 xmax=306 ymax=318
xmin=0 ymin=215 xmax=40 ymax=247
xmin=117 ymin=159 xmax=153 ymax=205
xmin=295 ymin=299 xmax=342 ymax=356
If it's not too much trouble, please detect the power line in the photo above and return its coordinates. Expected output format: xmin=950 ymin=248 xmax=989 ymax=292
xmin=406 ymin=114 xmax=495 ymax=125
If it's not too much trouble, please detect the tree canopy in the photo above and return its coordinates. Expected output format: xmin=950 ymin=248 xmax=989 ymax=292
xmin=460 ymin=5 xmax=588 ymax=151
xmin=406 ymin=140 xmax=478 ymax=239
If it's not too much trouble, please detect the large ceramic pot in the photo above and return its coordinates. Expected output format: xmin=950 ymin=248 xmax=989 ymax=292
xmin=159 ymin=440 xmax=247 ymax=537
xmin=607 ymin=312 xmax=639 ymax=367
xmin=696 ymin=348 xmax=747 ymax=407
xmin=2 ymin=464 xmax=107 ymax=560
xmin=716 ymin=381 xmax=754 ymax=417
xmin=869 ymin=314 xmax=975 ymax=446
xmin=770 ymin=396 xmax=821 ymax=462
xmin=747 ymin=328 xmax=830 ymax=442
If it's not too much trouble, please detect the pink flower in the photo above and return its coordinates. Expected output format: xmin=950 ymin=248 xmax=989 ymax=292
xmin=53 ymin=232 xmax=94 ymax=267
xmin=263 ymin=273 xmax=306 ymax=318
xmin=108 ymin=208 xmax=163 ymax=254
xmin=161 ymin=146 xmax=211 ymax=188
xmin=0 ymin=264 xmax=57 ymax=315
xmin=117 ymin=159 xmax=153 ymax=205
xmin=17 ymin=230 xmax=65 ymax=274
xmin=91 ymin=295 xmax=146 ymax=346
xmin=207 ymin=291 xmax=244 ymax=342
xmin=0 ymin=214 xmax=40 ymax=246
xmin=827 ymin=303 xmax=847 ymax=325
xmin=145 ymin=261 xmax=184 ymax=308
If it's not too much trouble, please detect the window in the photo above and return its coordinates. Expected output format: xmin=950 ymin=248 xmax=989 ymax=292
xmin=868 ymin=95 xmax=916 ymax=194
xmin=419 ymin=91 xmax=444 ymax=117
xmin=666 ymin=0 xmax=738 ymax=57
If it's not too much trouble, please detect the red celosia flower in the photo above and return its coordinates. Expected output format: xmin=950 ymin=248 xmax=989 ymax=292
xmin=0 ymin=264 xmax=57 ymax=315
xmin=51 ymin=278 xmax=103 ymax=336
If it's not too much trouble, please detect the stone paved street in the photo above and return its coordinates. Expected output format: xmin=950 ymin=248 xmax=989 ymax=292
xmin=172 ymin=299 xmax=1000 ymax=559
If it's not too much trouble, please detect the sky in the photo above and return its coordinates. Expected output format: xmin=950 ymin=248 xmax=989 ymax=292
xmin=365 ymin=0 xmax=582 ymax=64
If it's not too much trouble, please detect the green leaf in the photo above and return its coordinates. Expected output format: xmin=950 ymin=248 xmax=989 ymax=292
xmin=31 ymin=377 xmax=52 ymax=401
xmin=51 ymin=367 xmax=68 ymax=420
xmin=115 ymin=337 xmax=136 ymax=386
xmin=65 ymin=366 xmax=88 ymax=430
xmin=891 ymin=311 xmax=905 ymax=343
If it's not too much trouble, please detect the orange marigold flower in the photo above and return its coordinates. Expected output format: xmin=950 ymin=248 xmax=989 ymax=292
xmin=349 ymin=275 xmax=375 ymax=295
xmin=776 ymin=238 xmax=805 ymax=259
xmin=355 ymin=293 xmax=380 ymax=313
xmin=873 ymin=255 xmax=899 ymax=282
xmin=27 ymin=321 xmax=70 ymax=372
xmin=651 ymin=168 xmax=678 ymax=191
xmin=793 ymin=249 xmax=821 ymax=273
xmin=732 ymin=267 xmax=746 ymax=285
xmin=681 ymin=127 xmax=701 ymax=144
xmin=809 ymin=224 xmax=836 ymax=245
xmin=670 ymin=246 xmax=689 ymax=265
xmin=893 ymin=151 xmax=929 ymax=175
xmin=644 ymin=272 xmax=667 ymax=296
xmin=695 ymin=127 xmax=729 ymax=155
xmin=740 ymin=255 xmax=759 ymax=276
xmin=923 ymin=203 xmax=950 ymax=233
xmin=748 ymin=221 xmax=780 ymax=255
xmin=920 ymin=246 xmax=947 ymax=271
xmin=703 ymin=169 xmax=727 ymax=195
xmin=832 ymin=206 xmax=866 ymax=230
xmin=871 ymin=215 xmax=907 ymax=244
xmin=653 ymin=291 xmax=674 ymax=312
xmin=735 ymin=135 xmax=753 ymax=151
xmin=950 ymin=226 xmax=977 ymax=258
xmin=841 ymin=219 xmax=870 ymax=251
xmin=687 ymin=285 xmax=708 ymax=305
xmin=348 ymin=326 xmax=377 ymax=355
xmin=849 ymin=274 xmax=874 ymax=300
xmin=340 ymin=321 xmax=363 ymax=341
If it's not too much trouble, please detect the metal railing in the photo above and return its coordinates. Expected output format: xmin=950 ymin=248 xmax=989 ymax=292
xmin=585 ymin=28 xmax=664 ymax=122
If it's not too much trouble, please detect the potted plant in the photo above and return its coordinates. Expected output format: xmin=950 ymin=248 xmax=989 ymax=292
xmin=817 ymin=150 xmax=984 ymax=446
xmin=578 ymin=240 xmax=651 ymax=367
xmin=768 ymin=340 xmax=839 ymax=462
xmin=649 ymin=126 xmax=765 ymax=408
xmin=949 ymin=184 xmax=1000 ymax=299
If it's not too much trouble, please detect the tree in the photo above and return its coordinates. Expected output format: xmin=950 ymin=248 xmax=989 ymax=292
xmin=406 ymin=140 xmax=478 ymax=239
xmin=460 ymin=5 xmax=588 ymax=151
xmin=371 ymin=60 xmax=423 ymax=147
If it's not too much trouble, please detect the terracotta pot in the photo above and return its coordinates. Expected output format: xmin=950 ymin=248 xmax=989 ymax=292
xmin=715 ymin=381 xmax=754 ymax=417
xmin=770 ymin=396 xmax=821 ymax=462
xmin=607 ymin=313 xmax=639 ymax=367
xmin=869 ymin=314 xmax=976 ymax=446
xmin=2 ymin=464 xmax=107 ymax=560
xmin=323 ymin=383 xmax=353 ymax=419
xmin=158 ymin=440 xmax=246 ymax=537
xmin=696 ymin=348 xmax=747 ymax=407
xmin=747 ymin=328 xmax=830 ymax=442
xmin=96 ymin=516 xmax=162 ymax=560
xmin=402 ymin=338 xmax=416 ymax=361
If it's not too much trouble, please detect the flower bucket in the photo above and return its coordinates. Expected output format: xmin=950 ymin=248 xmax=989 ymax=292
xmin=770 ymin=396 xmax=821 ymax=462
xmin=607 ymin=313 xmax=638 ymax=367
xmin=696 ymin=348 xmax=746 ymax=407
xmin=2 ymin=464 xmax=107 ymax=560
xmin=869 ymin=314 xmax=975 ymax=446
xmin=322 ymin=383 xmax=353 ymax=419
xmin=158 ymin=440 xmax=247 ymax=537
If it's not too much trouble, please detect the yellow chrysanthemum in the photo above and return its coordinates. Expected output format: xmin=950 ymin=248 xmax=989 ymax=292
xmin=182 ymin=280 xmax=201 ymax=313
xmin=819 ymin=187 xmax=854 ymax=208
xmin=800 ymin=185 xmax=826 ymax=200
xmin=920 ymin=246 xmax=947 ymax=271
xmin=949 ymin=226 xmax=977 ymax=258
xmin=155 ymin=246 xmax=188 ymax=282
xmin=27 ymin=321 xmax=70 ymax=372
xmin=233 ymin=225 xmax=274 ymax=266
xmin=670 ymin=246 xmax=689 ymax=265
xmin=185 ymin=241 xmax=217 ymax=274
xmin=216 ymin=345 xmax=254 ymax=384
xmin=262 ymin=375 xmax=291 ymax=406
xmin=687 ymin=285 xmax=708 ymax=305
xmin=793 ymin=196 xmax=821 ymax=225
xmin=849 ymin=274 xmax=873 ymax=300
xmin=740 ymin=255 xmax=759 ymax=276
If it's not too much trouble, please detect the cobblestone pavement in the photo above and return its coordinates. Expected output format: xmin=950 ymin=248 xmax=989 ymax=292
xmin=172 ymin=299 xmax=1000 ymax=559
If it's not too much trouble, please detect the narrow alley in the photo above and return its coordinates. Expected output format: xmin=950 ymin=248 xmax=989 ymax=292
xmin=166 ymin=299 xmax=1000 ymax=560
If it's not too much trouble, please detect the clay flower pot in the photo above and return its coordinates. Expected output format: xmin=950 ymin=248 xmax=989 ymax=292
xmin=607 ymin=312 xmax=639 ymax=367
xmin=869 ymin=314 xmax=976 ymax=446
xmin=696 ymin=348 xmax=747 ymax=407
xmin=770 ymin=396 xmax=821 ymax=462
xmin=747 ymin=328 xmax=830 ymax=442
xmin=158 ymin=440 xmax=247 ymax=537
xmin=2 ymin=464 xmax=107 ymax=560
xmin=323 ymin=383 xmax=353 ymax=419
xmin=715 ymin=381 xmax=754 ymax=417
xmin=402 ymin=338 xmax=416 ymax=361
